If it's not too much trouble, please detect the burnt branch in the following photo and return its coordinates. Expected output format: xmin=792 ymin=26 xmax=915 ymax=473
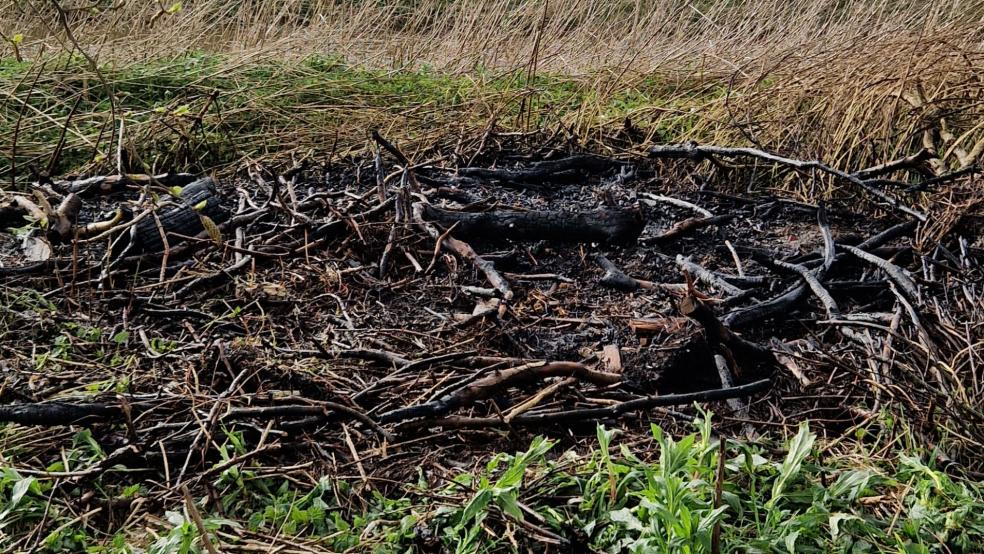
xmin=419 ymin=204 xmax=645 ymax=244
xmin=649 ymin=142 xmax=927 ymax=221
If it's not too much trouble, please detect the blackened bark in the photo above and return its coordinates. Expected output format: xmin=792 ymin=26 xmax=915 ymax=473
xmin=134 ymin=177 xmax=229 ymax=253
xmin=457 ymin=154 xmax=621 ymax=186
xmin=420 ymin=205 xmax=645 ymax=244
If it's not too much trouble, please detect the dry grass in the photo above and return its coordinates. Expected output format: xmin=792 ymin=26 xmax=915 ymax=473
xmin=1 ymin=0 xmax=983 ymax=189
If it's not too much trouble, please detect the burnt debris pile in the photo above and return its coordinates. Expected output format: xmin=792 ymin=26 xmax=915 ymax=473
xmin=1 ymin=132 xmax=982 ymax=488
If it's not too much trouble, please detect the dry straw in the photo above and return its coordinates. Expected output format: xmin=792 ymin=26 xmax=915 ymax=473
xmin=1 ymin=0 xmax=982 ymax=182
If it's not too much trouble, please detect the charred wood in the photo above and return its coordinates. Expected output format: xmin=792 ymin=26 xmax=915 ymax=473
xmin=457 ymin=154 xmax=620 ymax=187
xmin=133 ymin=177 xmax=229 ymax=253
xmin=419 ymin=204 xmax=645 ymax=244
xmin=648 ymin=142 xmax=927 ymax=221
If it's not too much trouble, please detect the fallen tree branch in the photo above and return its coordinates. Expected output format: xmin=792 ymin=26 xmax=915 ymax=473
xmin=773 ymin=259 xmax=840 ymax=318
xmin=225 ymin=402 xmax=394 ymax=441
xmin=639 ymin=193 xmax=713 ymax=217
xmin=413 ymin=203 xmax=513 ymax=302
xmin=840 ymin=244 xmax=920 ymax=302
xmin=456 ymin=154 xmax=620 ymax=187
xmin=596 ymin=256 xmax=718 ymax=299
xmin=596 ymin=255 xmax=654 ymax=292
xmin=852 ymin=148 xmax=932 ymax=180
xmin=648 ymin=142 xmax=927 ymax=221
xmin=0 ymin=401 xmax=124 ymax=426
xmin=419 ymin=204 xmax=645 ymax=244
xmin=52 ymin=173 xmax=198 ymax=196
xmin=679 ymin=294 xmax=776 ymax=369
xmin=0 ymin=396 xmax=391 ymax=441
xmin=676 ymin=255 xmax=745 ymax=296
xmin=723 ymin=204 xmax=859 ymax=328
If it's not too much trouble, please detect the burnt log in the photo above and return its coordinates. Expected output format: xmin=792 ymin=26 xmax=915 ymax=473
xmin=419 ymin=204 xmax=645 ymax=244
xmin=457 ymin=154 xmax=621 ymax=187
xmin=0 ymin=401 xmax=124 ymax=426
xmin=134 ymin=177 xmax=229 ymax=253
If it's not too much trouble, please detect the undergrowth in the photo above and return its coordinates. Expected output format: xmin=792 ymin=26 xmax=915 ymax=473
xmin=1 ymin=52 xmax=729 ymax=183
xmin=2 ymin=412 xmax=981 ymax=552
xmin=3 ymin=0 xmax=983 ymax=192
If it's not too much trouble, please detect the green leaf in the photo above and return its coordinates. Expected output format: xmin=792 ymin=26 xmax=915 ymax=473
xmin=193 ymin=199 xmax=208 ymax=211
xmin=168 ymin=185 xmax=183 ymax=197
xmin=771 ymin=421 xmax=816 ymax=503
xmin=459 ymin=488 xmax=492 ymax=525
xmin=829 ymin=512 xmax=862 ymax=542
xmin=166 ymin=1 xmax=183 ymax=14
xmin=610 ymin=507 xmax=643 ymax=532
xmin=495 ymin=491 xmax=523 ymax=521
xmin=783 ymin=530 xmax=800 ymax=553
xmin=11 ymin=33 xmax=23 ymax=45
xmin=828 ymin=469 xmax=873 ymax=501
xmin=0 ymin=477 xmax=36 ymax=523
xmin=10 ymin=476 xmax=35 ymax=507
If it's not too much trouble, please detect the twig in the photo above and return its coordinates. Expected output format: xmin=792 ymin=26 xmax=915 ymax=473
xmin=181 ymin=485 xmax=220 ymax=554
xmin=399 ymin=379 xmax=772 ymax=429
xmin=653 ymin=214 xmax=735 ymax=244
xmin=639 ymin=192 xmax=713 ymax=216
xmin=379 ymin=361 xmax=620 ymax=423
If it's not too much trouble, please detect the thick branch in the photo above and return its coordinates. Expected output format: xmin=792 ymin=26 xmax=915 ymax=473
xmin=648 ymin=143 xmax=926 ymax=221
xmin=419 ymin=204 xmax=645 ymax=244
xmin=0 ymin=402 xmax=123 ymax=426
xmin=457 ymin=154 xmax=620 ymax=186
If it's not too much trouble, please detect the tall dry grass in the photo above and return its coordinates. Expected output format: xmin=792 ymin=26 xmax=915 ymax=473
xmin=6 ymin=0 xmax=981 ymax=71
xmin=2 ymin=0 xmax=983 ymax=183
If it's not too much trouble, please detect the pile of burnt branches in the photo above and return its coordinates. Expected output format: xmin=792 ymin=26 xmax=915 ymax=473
xmin=1 ymin=131 xmax=982 ymax=494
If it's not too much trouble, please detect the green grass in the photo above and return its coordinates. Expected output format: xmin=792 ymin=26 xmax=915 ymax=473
xmin=1 ymin=52 xmax=724 ymax=185
xmin=3 ymin=412 xmax=981 ymax=552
